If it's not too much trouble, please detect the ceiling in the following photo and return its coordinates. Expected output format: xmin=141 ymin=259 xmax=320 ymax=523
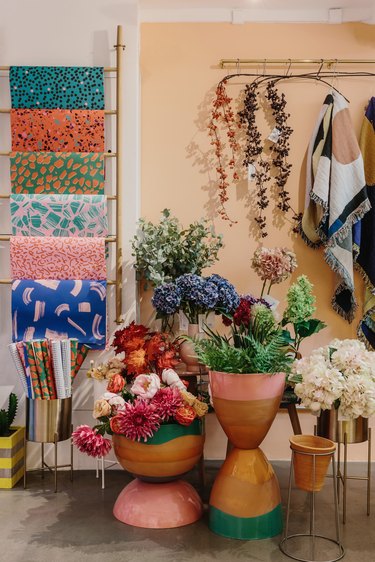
xmin=140 ymin=0 xmax=374 ymax=8
xmin=139 ymin=0 xmax=375 ymax=23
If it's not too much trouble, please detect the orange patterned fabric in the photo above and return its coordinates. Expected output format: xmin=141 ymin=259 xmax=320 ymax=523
xmin=10 ymin=236 xmax=107 ymax=280
xmin=11 ymin=109 xmax=105 ymax=152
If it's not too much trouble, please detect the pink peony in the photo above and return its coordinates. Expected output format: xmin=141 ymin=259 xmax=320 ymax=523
xmin=161 ymin=368 xmax=186 ymax=391
xmin=152 ymin=387 xmax=184 ymax=421
xmin=72 ymin=425 xmax=112 ymax=458
xmin=131 ymin=373 xmax=161 ymax=399
xmin=101 ymin=392 xmax=126 ymax=413
xmin=110 ymin=399 xmax=161 ymax=442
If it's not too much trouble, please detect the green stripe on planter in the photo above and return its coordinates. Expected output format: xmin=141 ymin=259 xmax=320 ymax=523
xmin=209 ymin=503 xmax=283 ymax=540
xmin=142 ymin=419 xmax=203 ymax=446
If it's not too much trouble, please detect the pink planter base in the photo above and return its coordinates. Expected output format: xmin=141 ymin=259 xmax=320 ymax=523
xmin=113 ymin=478 xmax=203 ymax=529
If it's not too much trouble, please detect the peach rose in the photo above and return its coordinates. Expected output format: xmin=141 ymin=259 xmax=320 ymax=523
xmin=107 ymin=373 xmax=125 ymax=393
xmin=175 ymin=405 xmax=196 ymax=426
xmin=93 ymin=398 xmax=111 ymax=419
xmin=131 ymin=373 xmax=160 ymax=399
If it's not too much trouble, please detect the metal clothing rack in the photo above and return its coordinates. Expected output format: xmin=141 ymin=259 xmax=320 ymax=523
xmin=0 ymin=24 xmax=125 ymax=324
xmin=219 ymin=58 xmax=375 ymax=69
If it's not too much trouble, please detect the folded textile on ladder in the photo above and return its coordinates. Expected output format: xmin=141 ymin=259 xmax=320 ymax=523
xmin=10 ymin=152 xmax=105 ymax=195
xmin=300 ymin=90 xmax=370 ymax=322
xmin=10 ymin=236 xmax=107 ymax=280
xmin=11 ymin=279 xmax=107 ymax=349
xmin=354 ymin=97 xmax=375 ymax=347
xmin=10 ymin=193 xmax=108 ymax=237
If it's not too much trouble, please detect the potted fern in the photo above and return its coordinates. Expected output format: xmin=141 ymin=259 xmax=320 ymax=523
xmin=192 ymin=271 xmax=324 ymax=541
xmin=0 ymin=393 xmax=25 ymax=488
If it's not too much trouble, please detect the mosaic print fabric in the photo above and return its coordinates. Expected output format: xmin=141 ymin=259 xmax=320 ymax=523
xmin=10 ymin=152 xmax=105 ymax=194
xmin=11 ymin=109 xmax=105 ymax=153
xmin=10 ymin=236 xmax=107 ymax=280
xmin=10 ymin=194 xmax=108 ymax=237
xmin=9 ymin=66 xmax=104 ymax=110
xmin=12 ymin=279 xmax=106 ymax=348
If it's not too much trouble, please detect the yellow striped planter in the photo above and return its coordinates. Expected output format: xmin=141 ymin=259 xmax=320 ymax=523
xmin=0 ymin=426 xmax=25 ymax=489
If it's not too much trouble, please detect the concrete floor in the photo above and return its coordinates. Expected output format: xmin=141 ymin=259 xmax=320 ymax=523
xmin=0 ymin=461 xmax=374 ymax=562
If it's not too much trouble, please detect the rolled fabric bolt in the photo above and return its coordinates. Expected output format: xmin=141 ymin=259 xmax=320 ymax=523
xmin=31 ymin=340 xmax=51 ymax=399
xmin=74 ymin=344 xmax=91 ymax=378
xmin=17 ymin=342 xmax=33 ymax=399
xmin=50 ymin=340 xmax=66 ymax=399
xmin=61 ymin=339 xmax=72 ymax=397
xmin=161 ymin=368 xmax=186 ymax=391
xmin=40 ymin=339 xmax=57 ymax=399
xmin=25 ymin=341 xmax=42 ymax=399
xmin=8 ymin=343 xmax=29 ymax=397
xmin=70 ymin=339 xmax=78 ymax=380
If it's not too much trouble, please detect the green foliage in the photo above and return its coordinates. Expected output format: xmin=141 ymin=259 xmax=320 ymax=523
xmin=131 ymin=209 xmax=223 ymax=288
xmin=193 ymin=325 xmax=292 ymax=375
xmin=0 ymin=393 xmax=18 ymax=437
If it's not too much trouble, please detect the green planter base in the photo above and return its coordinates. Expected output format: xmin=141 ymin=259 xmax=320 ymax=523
xmin=209 ymin=503 xmax=283 ymax=540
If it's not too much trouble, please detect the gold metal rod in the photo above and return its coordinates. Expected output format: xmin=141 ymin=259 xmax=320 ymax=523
xmin=0 ymin=278 xmax=117 ymax=285
xmin=0 ymin=109 xmax=116 ymax=114
xmin=219 ymin=58 xmax=375 ymax=68
xmin=0 ymin=66 xmax=117 ymax=72
xmin=0 ymin=194 xmax=117 ymax=200
xmin=115 ymin=24 xmax=125 ymax=325
xmin=0 ymin=235 xmax=117 ymax=242
xmin=0 ymin=151 xmax=117 ymax=157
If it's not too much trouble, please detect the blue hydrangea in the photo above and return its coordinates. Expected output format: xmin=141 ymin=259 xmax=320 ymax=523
xmin=206 ymin=274 xmax=240 ymax=313
xmin=151 ymin=283 xmax=181 ymax=315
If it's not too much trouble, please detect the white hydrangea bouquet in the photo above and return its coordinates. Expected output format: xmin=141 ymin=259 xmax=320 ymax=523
xmin=288 ymin=339 xmax=375 ymax=419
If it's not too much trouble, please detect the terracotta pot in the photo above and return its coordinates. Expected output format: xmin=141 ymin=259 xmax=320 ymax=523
xmin=316 ymin=409 xmax=368 ymax=444
xmin=208 ymin=370 xmax=286 ymax=540
xmin=179 ymin=323 xmax=205 ymax=373
xmin=290 ymin=434 xmax=336 ymax=492
xmin=112 ymin=419 xmax=204 ymax=480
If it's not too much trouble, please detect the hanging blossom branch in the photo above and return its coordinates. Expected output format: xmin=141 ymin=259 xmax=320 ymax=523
xmin=238 ymin=81 xmax=271 ymax=238
xmin=265 ymin=81 xmax=301 ymax=231
xmin=208 ymin=80 xmax=241 ymax=225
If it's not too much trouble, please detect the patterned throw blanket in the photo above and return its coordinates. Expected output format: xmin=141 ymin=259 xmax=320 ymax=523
xmin=301 ymin=91 xmax=370 ymax=321
xmin=354 ymin=97 xmax=375 ymax=347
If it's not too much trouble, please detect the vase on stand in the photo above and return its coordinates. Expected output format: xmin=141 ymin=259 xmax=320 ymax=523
xmin=208 ymin=371 xmax=285 ymax=540
xmin=112 ymin=419 xmax=205 ymax=529
xmin=179 ymin=323 xmax=205 ymax=373
xmin=316 ymin=409 xmax=368 ymax=444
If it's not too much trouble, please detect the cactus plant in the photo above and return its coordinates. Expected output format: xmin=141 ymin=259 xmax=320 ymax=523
xmin=0 ymin=393 xmax=18 ymax=437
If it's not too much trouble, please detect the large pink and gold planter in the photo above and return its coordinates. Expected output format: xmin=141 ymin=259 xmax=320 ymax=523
xmin=112 ymin=420 xmax=204 ymax=529
xmin=209 ymin=371 xmax=285 ymax=540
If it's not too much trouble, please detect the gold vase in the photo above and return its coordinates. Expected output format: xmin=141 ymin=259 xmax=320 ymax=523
xmin=316 ymin=409 xmax=368 ymax=444
xmin=290 ymin=434 xmax=336 ymax=492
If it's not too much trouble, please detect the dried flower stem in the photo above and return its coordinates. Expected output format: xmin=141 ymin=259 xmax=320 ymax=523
xmin=208 ymin=81 xmax=241 ymax=225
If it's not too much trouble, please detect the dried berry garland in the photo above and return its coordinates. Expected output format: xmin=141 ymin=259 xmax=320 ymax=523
xmin=208 ymin=81 xmax=241 ymax=225
xmin=238 ymin=81 xmax=271 ymax=237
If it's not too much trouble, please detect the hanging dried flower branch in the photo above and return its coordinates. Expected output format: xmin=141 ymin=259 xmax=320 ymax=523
xmin=208 ymin=80 xmax=241 ymax=225
xmin=238 ymin=81 xmax=271 ymax=238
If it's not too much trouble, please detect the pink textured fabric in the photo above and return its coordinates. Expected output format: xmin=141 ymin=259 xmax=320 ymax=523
xmin=10 ymin=236 xmax=106 ymax=280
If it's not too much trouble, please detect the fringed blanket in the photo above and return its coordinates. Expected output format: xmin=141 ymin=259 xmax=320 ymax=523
xmin=301 ymin=91 xmax=370 ymax=322
xmin=354 ymin=97 xmax=375 ymax=347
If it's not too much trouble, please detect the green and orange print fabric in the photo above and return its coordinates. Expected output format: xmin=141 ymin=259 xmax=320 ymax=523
xmin=10 ymin=152 xmax=105 ymax=194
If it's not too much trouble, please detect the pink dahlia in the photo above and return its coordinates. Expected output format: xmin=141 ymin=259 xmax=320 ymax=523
xmin=110 ymin=399 xmax=161 ymax=442
xmin=72 ymin=425 xmax=112 ymax=458
xmin=152 ymin=387 xmax=183 ymax=421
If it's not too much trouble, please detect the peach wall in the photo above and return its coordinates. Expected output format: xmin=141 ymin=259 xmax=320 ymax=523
xmin=140 ymin=22 xmax=375 ymax=460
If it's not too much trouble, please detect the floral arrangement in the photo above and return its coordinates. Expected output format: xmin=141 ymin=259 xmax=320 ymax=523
xmin=152 ymin=273 xmax=240 ymax=325
xmin=72 ymin=323 xmax=208 ymax=457
xmin=288 ymin=339 xmax=375 ymax=419
xmin=192 ymin=248 xmax=324 ymax=374
xmin=131 ymin=209 xmax=223 ymax=288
